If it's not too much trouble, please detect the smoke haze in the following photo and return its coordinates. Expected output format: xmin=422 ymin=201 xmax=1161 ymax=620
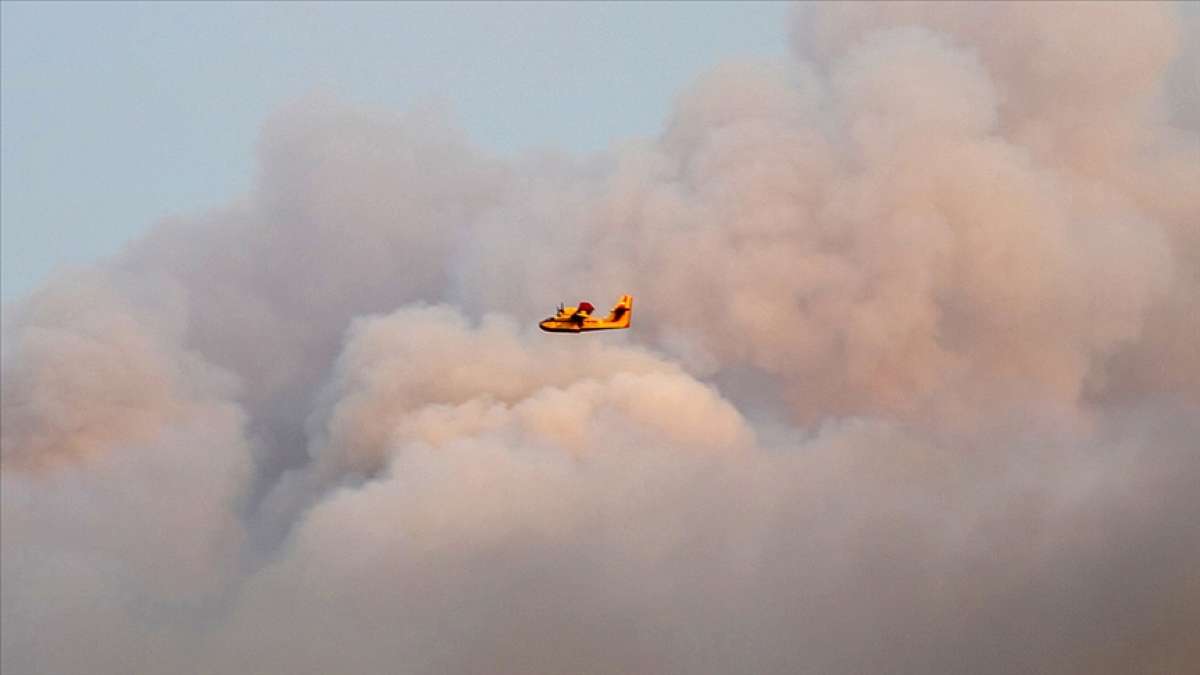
xmin=3 ymin=3 xmax=1198 ymax=673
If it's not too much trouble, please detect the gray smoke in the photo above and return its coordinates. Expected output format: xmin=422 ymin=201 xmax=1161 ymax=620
xmin=3 ymin=3 xmax=1198 ymax=674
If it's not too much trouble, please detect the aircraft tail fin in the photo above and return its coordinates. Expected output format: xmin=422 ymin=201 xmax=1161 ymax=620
xmin=605 ymin=294 xmax=633 ymax=326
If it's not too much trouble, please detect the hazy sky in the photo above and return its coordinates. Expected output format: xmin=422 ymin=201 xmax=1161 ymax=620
xmin=1 ymin=1 xmax=788 ymax=302
xmin=4 ymin=4 xmax=1198 ymax=673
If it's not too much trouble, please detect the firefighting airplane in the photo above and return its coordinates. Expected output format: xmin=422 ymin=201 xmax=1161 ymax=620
xmin=539 ymin=294 xmax=633 ymax=333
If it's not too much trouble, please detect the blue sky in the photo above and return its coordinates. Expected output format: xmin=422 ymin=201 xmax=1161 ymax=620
xmin=1 ymin=1 xmax=790 ymax=302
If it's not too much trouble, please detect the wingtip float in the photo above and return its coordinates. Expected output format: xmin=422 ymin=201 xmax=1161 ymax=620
xmin=539 ymin=294 xmax=633 ymax=333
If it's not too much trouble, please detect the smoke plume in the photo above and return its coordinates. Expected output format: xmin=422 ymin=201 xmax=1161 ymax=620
xmin=3 ymin=3 xmax=1198 ymax=674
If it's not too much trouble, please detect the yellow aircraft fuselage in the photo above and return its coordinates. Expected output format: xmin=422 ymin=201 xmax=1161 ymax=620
xmin=539 ymin=294 xmax=633 ymax=333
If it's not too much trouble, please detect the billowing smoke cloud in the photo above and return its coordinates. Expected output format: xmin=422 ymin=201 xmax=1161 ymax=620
xmin=3 ymin=3 xmax=1198 ymax=674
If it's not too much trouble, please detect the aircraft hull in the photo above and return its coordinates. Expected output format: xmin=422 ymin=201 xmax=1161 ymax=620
xmin=538 ymin=320 xmax=628 ymax=333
